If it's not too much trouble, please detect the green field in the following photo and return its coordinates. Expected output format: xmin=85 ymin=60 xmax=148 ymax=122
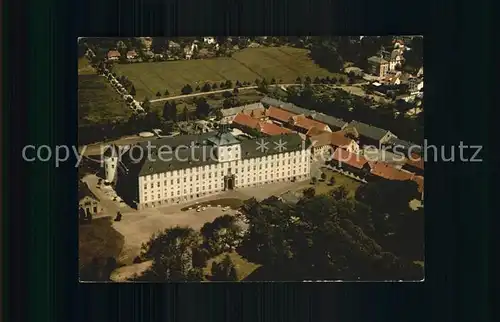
xmin=114 ymin=46 xmax=347 ymax=100
xmin=203 ymin=251 xmax=261 ymax=281
xmin=79 ymin=217 xmax=125 ymax=269
xmin=311 ymin=169 xmax=362 ymax=197
xmin=78 ymin=74 xmax=132 ymax=125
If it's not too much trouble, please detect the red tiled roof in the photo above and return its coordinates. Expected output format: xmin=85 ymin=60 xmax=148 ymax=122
xmin=259 ymin=122 xmax=292 ymax=136
xmin=233 ymin=113 xmax=260 ymax=129
xmin=405 ymin=153 xmax=424 ymax=170
xmin=311 ymin=131 xmax=353 ymax=148
xmin=292 ymin=115 xmax=330 ymax=131
xmin=266 ymin=106 xmax=297 ymax=123
xmin=370 ymin=162 xmax=415 ymax=181
xmin=243 ymin=107 xmax=266 ymax=119
xmin=127 ymin=50 xmax=137 ymax=56
xmin=107 ymin=50 xmax=121 ymax=58
xmin=306 ymin=127 xmax=326 ymax=137
xmin=332 ymin=148 xmax=368 ymax=169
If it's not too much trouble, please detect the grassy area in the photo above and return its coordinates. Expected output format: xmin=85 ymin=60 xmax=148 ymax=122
xmin=78 ymin=74 xmax=132 ymax=125
xmin=181 ymin=198 xmax=243 ymax=211
xmin=151 ymin=89 xmax=265 ymax=115
xmin=79 ymin=217 xmax=125 ymax=269
xmin=114 ymin=46 xmax=347 ymax=100
xmin=203 ymin=251 xmax=261 ymax=281
xmin=78 ymin=57 xmax=95 ymax=75
xmin=312 ymin=169 xmax=362 ymax=197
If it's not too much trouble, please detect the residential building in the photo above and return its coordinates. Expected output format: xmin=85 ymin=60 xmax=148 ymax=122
xmin=344 ymin=121 xmax=397 ymax=147
xmin=265 ymin=106 xmax=298 ymax=125
xmin=330 ymin=148 xmax=370 ymax=176
xmin=258 ymin=122 xmax=293 ymax=136
xmin=402 ymin=153 xmax=424 ymax=175
xmin=126 ymin=50 xmax=138 ymax=59
xmin=368 ymin=162 xmax=415 ymax=181
xmin=310 ymin=131 xmax=359 ymax=159
xmin=220 ymin=102 xmax=265 ymax=124
xmin=78 ymin=181 xmax=103 ymax=216
xmin=310 ymin=113 xmax=348 ymax=132
xmin=232 ymin=113 xmax=260 ymax=132
xmin=384 ymin=137 xmax=422 ymax=157
xmin=115 ymin=130 xmax=311 ymax=209
xmin=107 ymin=50 xmax=121 ymax=61
xmin=260 ymin=97 xmax=314 ymax=116
xmin=291 ymin=115 xmax=331 ymax=134
xmin=367 ymin=56 xmax=389 ymax=78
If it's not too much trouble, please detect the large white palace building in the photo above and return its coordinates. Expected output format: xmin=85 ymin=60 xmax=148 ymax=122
xmin=108 ymin=129 xmax=311 ymax=209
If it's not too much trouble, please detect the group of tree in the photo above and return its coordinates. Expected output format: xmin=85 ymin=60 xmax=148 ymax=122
xmin=237 ymin=186 xmax=423 ymax=280
xmin=80 ymin=256 xmax=118 ymax=281
xmin=163 ymin=100 xmax=178 ymax=121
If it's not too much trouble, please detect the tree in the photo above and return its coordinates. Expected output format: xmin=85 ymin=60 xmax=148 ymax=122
xmin=331 ymin=76 xmax=337 ymax=84
xmin=212 ymin=83 xmax=218 ymax=90
xmin=235 ymin=80 xmax=242 ymax=87
xmin=164 ymin=89 xmax=170 ymax=96
xmin=255 ymin=78 xmax=260 ymax=86
xmin=183 ymin=106 xmax=190 ymax=121
xmin=142 ymin=98 xmax=151 ymax=113
xmin=201 ymin=215 xmax=243 ymax=256
xmin=195 ymin=85 xmax=201 ymax=91
xmin=201 ymin=83 xmax=212 ymax=92
xmin=181 ymin=84 xmax=193 ymax=95
xmin=271 ymin=78 xmax=276 ymax=84
xmin=314 ymin=76 xmax=321 ymax=84
xmin=331 ymin=186 xmax=349 ymax=200
xmin=136 ymin=227 xmax=204 ymax=281
xmin=338 ymin=77 xmax=345 ymax=84
xmin=211 ymin=255 xmax=238 ymax=281
xmin=163 ymin=101 xmax=177 ymax=121
xmin=225 ymin=80 xmax=233 ymax=88
xmin=156 ymin=91 xmax=161 ymax=97
xmin=311 ymin=177 xmax=318 ymax=185
xmin=233 ymin=87 xmax=239 ymax=95
xmin=195 ymin=97 xmax=210 ymax=117
xmin=320 ymin=173 xmax=327 ymax=181
xmin=222 ymin=91 xmax=232 ymax=98
xmin=130 ymin=85 xmax=136 ymax=96
xmin=329 ymin=176 xmax=336 ymax=186
xmin=296 ymin=76 xmax=302 ymax=84
xmin=303 ymin=187 xmax=316 ymax=199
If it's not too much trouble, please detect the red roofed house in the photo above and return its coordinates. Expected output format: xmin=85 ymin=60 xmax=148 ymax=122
xmin=232 ymin=113 xmax=260 ymax=132
xmin=265 ymin=106 xmax=298 ymax=125
xmin=107 ymin=50 xmax=121 ymax=61
xmin=126 ymin=50 xmax=138 ymax=59
xmin=369 ymin=162 xmax=415 ymax=181
xmin=310 ymin=131 xmax=360 ymax=160
xmin=258 ymin=122 xmax=292 ymax=136
xmin=331 ymin=148 xmax=370 ymax=177
xmin=292 ymin=115 xmax=331 ymax=134
xmin=305 ymin=127 xmax=325 ymax=137
xmin=402 ymin=152 xmax=424 ymax=175
xmin=243 ymin=107 xmax=267 ymax=120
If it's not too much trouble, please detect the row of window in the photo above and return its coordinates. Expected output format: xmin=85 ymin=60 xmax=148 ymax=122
xmin=143 ymin=153 xmax=308 ymax=181
xmin=142 ymin=170 xmax=308 ymax=202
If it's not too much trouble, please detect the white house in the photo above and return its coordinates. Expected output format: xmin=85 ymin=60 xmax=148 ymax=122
xmin=115 ymin=130 xmax=311 ymax=209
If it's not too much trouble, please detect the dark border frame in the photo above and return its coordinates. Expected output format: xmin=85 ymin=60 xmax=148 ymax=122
xmin=2 ymin=0 xmax=491 ymax=321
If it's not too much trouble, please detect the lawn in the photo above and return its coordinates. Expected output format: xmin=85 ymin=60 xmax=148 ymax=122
xmin=78 ymin=57 xmax=95 ymax=75
xmin=79 ymin=217 xmax=125 ymax=269
xmin=150 ymin=89 xmax=265 ymax=115
xmin=78 ymin=74 xmax=132 ymax=125
xmin=114 ymin=46 xmax=347 ymax=100
xmin=311 ymin=169 xmax=363 ymax=197
xmin=203 ymin=251 xmax=261 ymax=281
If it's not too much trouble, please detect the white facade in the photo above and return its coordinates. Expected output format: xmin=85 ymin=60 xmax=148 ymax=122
xmin=104 ymin=155 xmax=118 ymax=183
xmin=137 ymin=149 xmax=311 ymax=209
